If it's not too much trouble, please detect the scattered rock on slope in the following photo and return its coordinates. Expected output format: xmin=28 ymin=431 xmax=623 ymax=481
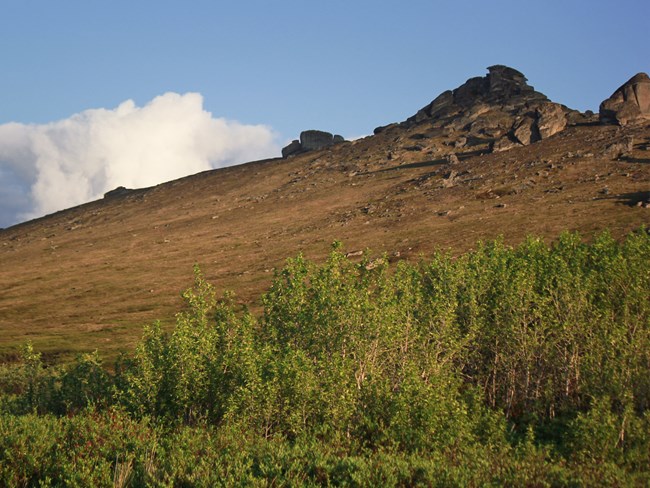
xmin=599 ymin=72 xmax=650 ymax=126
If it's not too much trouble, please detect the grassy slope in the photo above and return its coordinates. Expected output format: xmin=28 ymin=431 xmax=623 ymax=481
xmin=0 ymin=121 xmax=648 ymax=362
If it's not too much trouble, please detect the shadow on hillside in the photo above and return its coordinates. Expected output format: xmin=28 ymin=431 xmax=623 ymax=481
xmin=571 ymin=121 xmax=602 ymax=127
xmin=383 ymin=159 xmax=448 ymax=172
xmin=619 ymin=155 xmax=650 ymax=164
xmin=614 ymin=191 xmax=650 ymax=207
xmin=371 ymin=149 xmax=491 ymax=174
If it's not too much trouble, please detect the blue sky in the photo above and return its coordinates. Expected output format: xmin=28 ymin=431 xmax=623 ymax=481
xmin=0 ymin=0 xmax=648 ymax=227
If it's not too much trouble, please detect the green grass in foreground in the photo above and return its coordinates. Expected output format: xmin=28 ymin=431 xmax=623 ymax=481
xmin=1 ymin=230 xmax=649 ymax=486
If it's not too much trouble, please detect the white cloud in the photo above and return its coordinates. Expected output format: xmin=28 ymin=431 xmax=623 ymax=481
xmin=0 ymin=92 xmax=279 ymax=227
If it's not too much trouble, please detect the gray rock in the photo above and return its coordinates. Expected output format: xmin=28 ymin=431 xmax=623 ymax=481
xmin=484 ymin=65 xmax=537 ymax=103
xmin=566 ymin=109 xmax=597 ymax=126
xmin=467 ymin=113 xmax=511 ymax=139
xmin=281 ymin=130 xmax=346 ymax=158
xmin=492 ymin=135 xmax=521 ymax=152
xmin=423 ymin=90 xmax=455 ymax=119
xmin=445 ymin=153 xmax=460 ymax=164
xmin=603 ymin=137 xmax=634 ymax=159
xmin=600 ymin=72 xmax=650 ymax=126
xmin=405 ymin=66 xmax=553 ymax=133
xmin=513 ymin=116 xmax=539 ymax=146
xmin=281 ymin=140 xmax=303 ymax=158
xmin=536 ymin=102 xmax=567 ymax=139
xmin=442 ymin=169 xmax=458 ymax=187
xmin=373 ymin=123 xmax=399 ymax=135
xmin=300 ymin=130 xmax=336 ymax=151
xmin=104 ymin=186 xmax=133 ymax=198
xmin=454 ymin=136 xmax=468 ymax=148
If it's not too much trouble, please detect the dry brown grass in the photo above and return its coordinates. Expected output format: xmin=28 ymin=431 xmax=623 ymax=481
xmin=1 ymin=121 xmax=649 ymax=363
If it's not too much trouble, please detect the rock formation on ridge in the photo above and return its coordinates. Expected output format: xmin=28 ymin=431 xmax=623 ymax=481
xmin=282 ymin=130 xmax=345 ymax=158
xmin=104 ymin=186 xmax=134 ymax=198
xmin=600 ymin=72 xmax=650 ymax=126
xmin=374 ymin=65 xmax=584 ymax=153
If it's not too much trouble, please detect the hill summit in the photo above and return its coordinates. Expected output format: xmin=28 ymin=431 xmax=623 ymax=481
xmin=376 ymin=65 xmax=587 ymax=154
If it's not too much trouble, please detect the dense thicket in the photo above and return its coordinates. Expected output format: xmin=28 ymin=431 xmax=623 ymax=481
xmin=1 ymin=230 xmax=649 ymax=486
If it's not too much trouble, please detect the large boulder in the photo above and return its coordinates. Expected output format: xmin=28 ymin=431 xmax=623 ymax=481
xmin=513 ymin=116 xmax=539 ymax=146
xmin=536 ymin=102 xmax=567 ymax=139
xmin=281 ymin=130 xmax=345 ymax=157
xmin=300 ymin=130 xmax=337 ymax=151
xmin=281 ymin=140 xmax=302 ymax=158
xmin=104 ymin=186 xmax=133 ymax=198
xmin=600 ymin=72 xmax=650 ymax=126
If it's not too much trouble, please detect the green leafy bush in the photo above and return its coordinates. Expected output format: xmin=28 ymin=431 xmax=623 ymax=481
xmin=1 ymin=229 xmax=648 ymax=485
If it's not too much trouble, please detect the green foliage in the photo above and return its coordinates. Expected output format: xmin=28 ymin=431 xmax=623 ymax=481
xmin=0 ymin=408 xmax=157 ymax=487
xmin=117 ymin=266 xmax=257 ymax=425
xmin=1 ymin=229 xmax=649 ymax=485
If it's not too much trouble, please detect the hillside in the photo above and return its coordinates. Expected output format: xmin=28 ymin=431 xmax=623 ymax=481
xmin=1 ymin=66 xmax=649 ymax=362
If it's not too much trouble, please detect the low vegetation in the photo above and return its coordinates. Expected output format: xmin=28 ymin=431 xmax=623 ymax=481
xmin=1 ymin=230 xmax=649 ymax=486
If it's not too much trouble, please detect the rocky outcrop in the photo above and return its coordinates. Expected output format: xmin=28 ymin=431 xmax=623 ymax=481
xmin=510 ymin=103 xmax=567 ymax=146
xmin=104 ymin=186 xmax=133 ymax=198
xmin=375 ymin=65 xmax=576 ymax=153
xmin=600 ymin=73 xmax=650 ymax=126
xmin=405 ymin=65 xmax=549 ymax=127
xmin=282 ymin=130 xmax=345 ymax=158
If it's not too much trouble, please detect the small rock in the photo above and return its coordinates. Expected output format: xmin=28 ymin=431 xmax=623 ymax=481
xmin=454 ymin=136 xmax=468 ymax=148
xmin=445 ymin=153 xmax=460 ymax=164
xmin=345 ymin=250 xmax=364 ymax=258
xmin=442 ymin=170 xmax=458 ymax=188
xmin=365 ymin=258 xmax=386 ymax=270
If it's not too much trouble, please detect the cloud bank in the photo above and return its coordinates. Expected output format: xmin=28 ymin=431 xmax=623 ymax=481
xmin=0 ymin=93 xmax=279 ymax=227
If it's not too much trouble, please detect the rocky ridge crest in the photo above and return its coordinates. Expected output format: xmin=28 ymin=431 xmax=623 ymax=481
xmin=375 ymin=65 xmax=589 ymax=153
